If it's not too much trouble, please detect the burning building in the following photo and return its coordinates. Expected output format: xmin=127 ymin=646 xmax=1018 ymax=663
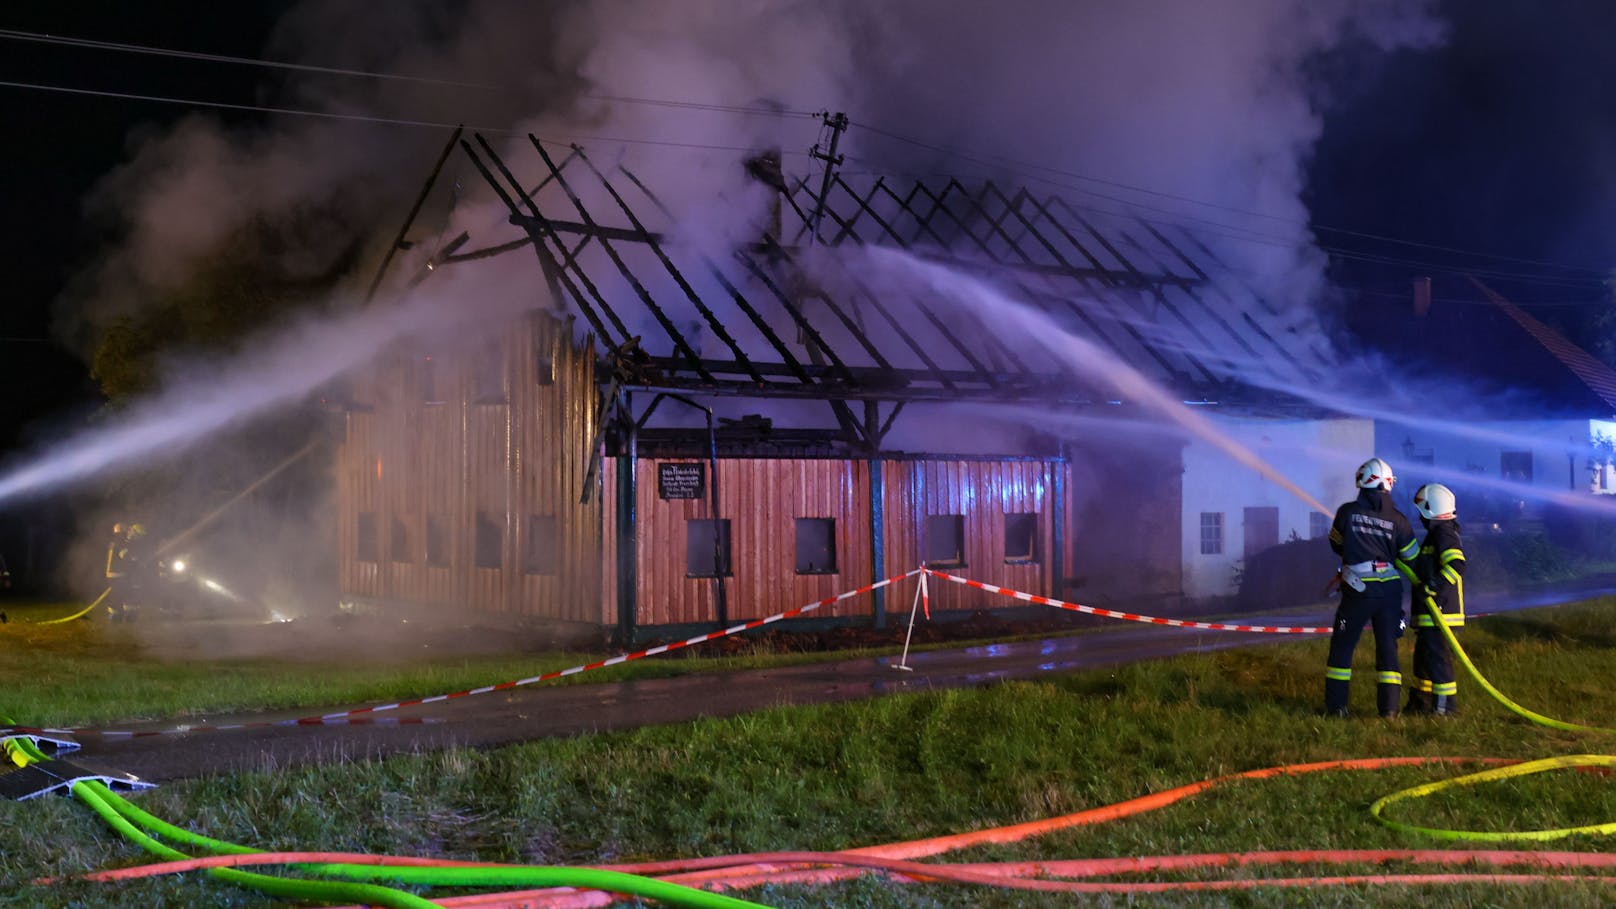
xmin=338 ymin=127 xmax=1592 ymax=639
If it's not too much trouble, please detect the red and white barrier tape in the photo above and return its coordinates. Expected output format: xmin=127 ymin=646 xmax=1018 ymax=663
xmin=923 ymin=569 xmax=1331 ymax=635
xmin=2 ymin=569 xmax=922 ymax=742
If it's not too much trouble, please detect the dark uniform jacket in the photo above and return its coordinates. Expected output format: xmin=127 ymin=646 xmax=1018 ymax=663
xmin=1328 ymin=488 xmax=1418 ymax=598
xmin=1413 ymin=518 xmax=1465 ymax=627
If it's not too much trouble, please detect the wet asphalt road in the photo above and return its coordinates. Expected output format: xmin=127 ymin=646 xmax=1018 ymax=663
xmin=62 ymin=581 xmax=1616 ymax=784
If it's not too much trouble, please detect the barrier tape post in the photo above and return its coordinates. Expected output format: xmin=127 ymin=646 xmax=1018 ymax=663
xmin=896 ymin=566 xmax=929 ymax=672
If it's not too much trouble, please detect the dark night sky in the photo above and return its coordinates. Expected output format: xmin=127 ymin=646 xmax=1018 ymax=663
xmin=3 ymin=1 xmax=1615 ymax=456
xmin=1308 ymin=1 xmax=1616 ymax=303
xmin=1 ymin=3 xmax=294 ymax=453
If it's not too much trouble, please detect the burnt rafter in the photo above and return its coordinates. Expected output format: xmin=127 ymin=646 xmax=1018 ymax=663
xmin=525 ymin=138 xmax=713 ymax=383
xmin=461 ymin=137 xmax=627 ymax=347
xmin=454 ymin=131 xmax=1308 ymax=413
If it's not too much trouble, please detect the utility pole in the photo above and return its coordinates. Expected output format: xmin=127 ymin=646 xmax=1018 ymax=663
xmin=807 ymin=111 xmax=848 ymax=245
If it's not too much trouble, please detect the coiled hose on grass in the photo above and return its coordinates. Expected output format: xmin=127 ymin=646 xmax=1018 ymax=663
xmin=2 ymin=719 xmax=770 ymax=909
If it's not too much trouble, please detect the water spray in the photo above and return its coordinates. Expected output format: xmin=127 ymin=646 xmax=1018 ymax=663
xmin=867 ymin=247 xmax=1333 ymax=515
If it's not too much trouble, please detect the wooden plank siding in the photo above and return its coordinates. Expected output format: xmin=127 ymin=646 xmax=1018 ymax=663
xmin=625 ymin=457 xmax=1065 ymax=625
xmin=883 ymin=460 xmax=1057 ymax=613
xmin=630 ymin=458 xmax=874 ymax=625
xmin=336 ymin=312 xmax=600 ymax=622
xmin=337 ymin=313 xmax=1075 ymax=629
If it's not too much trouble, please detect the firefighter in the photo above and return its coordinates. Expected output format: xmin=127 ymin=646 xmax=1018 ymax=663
xmin=1323 ymin=457 xmax=1420 ymax=718
xmin=105 ymin=522 xmax=149 ymax=621
xmin=1407 ymin=483 xmax=1464 ymax=716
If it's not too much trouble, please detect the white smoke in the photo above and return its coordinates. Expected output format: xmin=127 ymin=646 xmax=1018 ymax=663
xmin=15 ymin=0 xmax=1448 ymax=507
xmin=58 ymin=0 xmax=1445 ymax=343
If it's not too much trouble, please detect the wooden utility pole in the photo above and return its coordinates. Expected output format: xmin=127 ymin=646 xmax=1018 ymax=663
xmin=807 ymin=111 xmax=848 ymax=245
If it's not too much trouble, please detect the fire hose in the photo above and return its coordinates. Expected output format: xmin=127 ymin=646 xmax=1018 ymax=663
xmin=12 ymin=572 xmax=1616 ymax=903
xmin=4 ymin=718 xmax=771 ymax=908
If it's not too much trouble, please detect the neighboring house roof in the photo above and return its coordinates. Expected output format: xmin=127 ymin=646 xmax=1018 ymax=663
xmin=1470 ymin=277 xmax=1616 ymax=413
xmin=1344 ymin=275 xmax=1616 ymax=420
xmin=450 ymin=136 xmax=1331 ymax=417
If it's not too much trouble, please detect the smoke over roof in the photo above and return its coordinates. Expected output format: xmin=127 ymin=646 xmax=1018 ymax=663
xmin=54 ymin=0 xmax=1444 ymax=350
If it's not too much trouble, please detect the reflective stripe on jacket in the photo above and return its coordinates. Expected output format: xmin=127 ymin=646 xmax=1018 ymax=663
xmin=1330 ymin=488 xmax=1417 ymax=597
xmin=1415 ymin=518 xmax=1464 ymax=627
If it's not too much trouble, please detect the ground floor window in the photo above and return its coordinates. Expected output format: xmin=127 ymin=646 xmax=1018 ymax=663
xmin=925 ymin=514 xmax=966 ymax=567
xmin=1501 ymin=450 xmax=1533 ymax=483
xmin=687 ymin=518 xmax=732 ymax=577
xmin=795 ymin=518 xmax=837 ymax=574
xmin=1004 ymin=512 xmax=1038 ymax=563
xmin=1199 ymin=512 xmax=1224 ymax=555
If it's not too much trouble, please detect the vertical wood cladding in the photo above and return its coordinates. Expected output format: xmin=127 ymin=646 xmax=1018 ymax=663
xmin=882 ymin=460 xmax=1058 ymax=613
xmin=338 ymin=314 xmax=1076 ymax=627
xmin=629 ymin=457 xmax=1064 ymax=624
xmin=631 ymin=458 xmax=874 ymax=625
xmin=336 ymin=312 xmax=599 ymax=621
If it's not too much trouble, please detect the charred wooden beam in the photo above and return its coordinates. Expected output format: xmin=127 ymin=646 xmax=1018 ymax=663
xmin=507 ymin=215 xmax=663 ymax=245
xmin=527 ymin=139 xmax=713 ymax=383
xmin=570 ymin=145 xmax=764 ymax=385
xmin=366 ymin=126 xmax=463 ymax=305
xmin=613 ymin=362 xmax=1086 ymax=404
xmin=830 ymin=175 xmax=904 ymax=248
xmin=616 ymin=163 xmax=821 ymax=390
xmin=460 ymin=137 xmax=624 ymax=347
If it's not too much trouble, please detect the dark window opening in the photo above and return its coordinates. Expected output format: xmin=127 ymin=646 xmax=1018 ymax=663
xmin=425 ymin=515 xmax=449 ymax=567
xmin=1501 ymin=450 xmax=1533 ymax=483
xmin=1004 ymin=512 xmax=1038 ymax=563
xmin=357 ymin=512 xmax=379 ymax=563
xmin=524 ymin=515 xmax=558 ymax=575
xmin=389 ymin=516 xmax=410 ymax=563
xmin=1199 ymin=512 xmax=1223 ymax=555
xmin=795 ymin=518 xmax=837 ymax=574
xmin=925 ymin=514 xmax=965 ymax=567
xmin=687 ymin=518 xmax=732 ymax=578
xmin=474 ymin=512 xmax=503 ymax=569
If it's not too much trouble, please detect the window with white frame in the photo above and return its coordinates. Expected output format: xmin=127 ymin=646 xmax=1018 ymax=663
xmin=1199 ymin=512 xmax=1224 ymax=555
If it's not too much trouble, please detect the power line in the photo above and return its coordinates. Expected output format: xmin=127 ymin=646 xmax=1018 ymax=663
xmin=0 ymin=78 xmax=821 ymax=158
xmin=0 ymin=28 xmax=818 ymax=119
xmin=0 ymin=27 xmax=502 ymax=90
xmin=0 ymin=78 xmax=511 ymax=132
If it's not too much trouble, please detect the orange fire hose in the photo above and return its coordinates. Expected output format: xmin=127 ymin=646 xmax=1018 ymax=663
xmin=73 ymin=754 xmax=1616 ymax=908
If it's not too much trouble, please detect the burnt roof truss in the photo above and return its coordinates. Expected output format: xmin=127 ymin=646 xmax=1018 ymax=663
xmin=451 ymin=132 xmax=1327 ymax=431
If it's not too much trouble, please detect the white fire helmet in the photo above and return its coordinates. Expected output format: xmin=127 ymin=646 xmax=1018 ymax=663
xmin=1355 ymin=457 xmax=1396 ymax=491
xmin=1413 ymin=483 xmax=1457 ymax=520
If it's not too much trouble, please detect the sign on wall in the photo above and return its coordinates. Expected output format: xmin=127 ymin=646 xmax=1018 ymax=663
xmin=657 ymin=462 xmax=705 ymax=500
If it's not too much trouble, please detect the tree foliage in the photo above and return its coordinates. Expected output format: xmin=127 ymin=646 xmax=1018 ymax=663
xmin=89 ymin=215 xmax=363 ymax=403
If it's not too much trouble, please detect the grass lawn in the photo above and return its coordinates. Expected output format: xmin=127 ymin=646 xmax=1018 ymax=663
xmin=5 ymin=597 xmax=1616 ymax=907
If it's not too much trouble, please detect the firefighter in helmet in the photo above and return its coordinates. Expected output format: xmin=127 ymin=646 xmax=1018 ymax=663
xmin=1407 ymin=483 xmax=1464 ymax=715
xmin=1324 ymin=458 xmax=1420 ymax=718
xmin=105 ymin=521 xmax=150 ymax=621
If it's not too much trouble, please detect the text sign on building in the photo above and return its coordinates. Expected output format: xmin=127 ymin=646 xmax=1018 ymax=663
xmin=657 ymin=462 xmax=705 ymax=500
